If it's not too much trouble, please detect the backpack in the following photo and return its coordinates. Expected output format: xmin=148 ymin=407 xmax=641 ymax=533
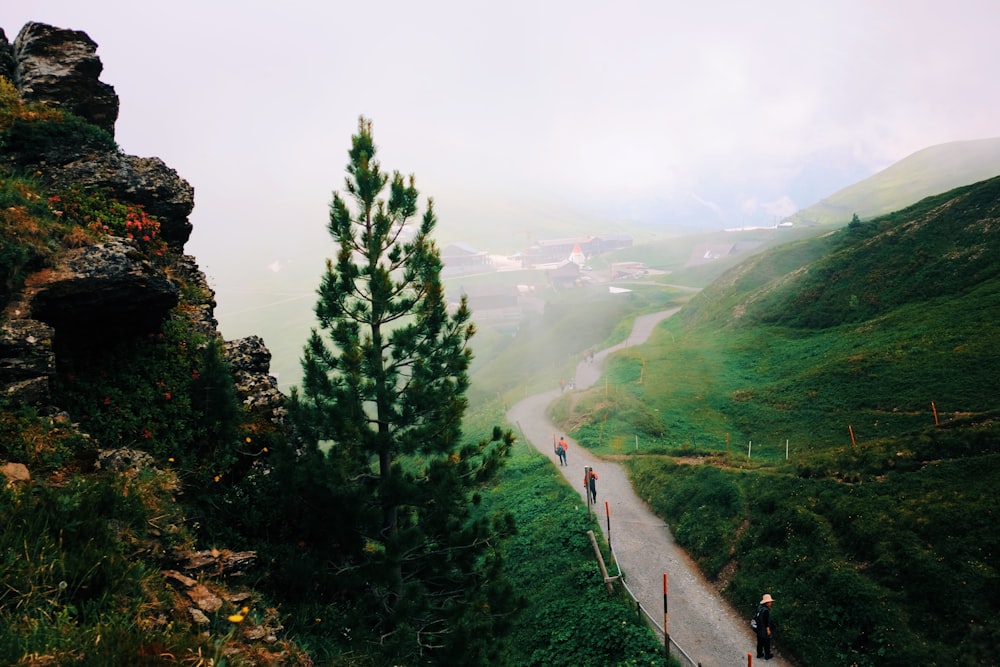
xmin=749 ymin=604 xmax=764 ymax=633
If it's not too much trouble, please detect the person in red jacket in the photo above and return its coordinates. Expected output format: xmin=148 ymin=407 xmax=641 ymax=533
xmin=555 ymin=437 xmax=568 ymax=466
xmin=586 ymin=469 xmax=598 ymax=503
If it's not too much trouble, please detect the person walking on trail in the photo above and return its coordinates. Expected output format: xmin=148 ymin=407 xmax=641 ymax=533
xmin=586 ymin=469 xmax=598 ymax=503
xmin=754 ymin=593 xmax=775 ymax=660
xmin=555 ymin=437 xmax=568 ymax=466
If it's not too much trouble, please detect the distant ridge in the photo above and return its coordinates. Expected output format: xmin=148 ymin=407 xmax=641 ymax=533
xmin=788 ymin=136 xmax=1000 ymax=225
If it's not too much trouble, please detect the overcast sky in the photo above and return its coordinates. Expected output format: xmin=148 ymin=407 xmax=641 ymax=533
xmin=5 ymin=1 xmax=1000 ymax=352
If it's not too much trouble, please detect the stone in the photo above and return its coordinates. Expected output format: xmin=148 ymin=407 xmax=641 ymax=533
xmin=224 ymin=336 xmax=272 ymax=375
xmin=50 ymin=153 xmax=195 ymax=248
xmin=187 ymin=583 xmax=223 ymax=613
xmin=224 ymin=336 xmax=286 ymax=424
xmin=11 ymin=22 xmax=119 ymax=135
xmin=2 ymin=377 xmax=50 ymax=405
xmin=179 ymin=549 xmax=258 ymax=577
xmin=189 ymin=607 xmax=211 ymax=626
xmin=27 ymin=238 xmax=179 ymax=339
xmin=169 ymin=256 xmax=218 ymax=340
xmin=0 ymin=29 xmax=16 ymax=81
xmin=94 ymin=448 xmax=156 ymax=474
xmin=0 ymin=317 xmax=55 ymax=405
xmin=2 ymin=462 xmax=30 ymax=486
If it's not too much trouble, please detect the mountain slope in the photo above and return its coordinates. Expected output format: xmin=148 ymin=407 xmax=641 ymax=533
xmin=788 ymin=136 xmax=1000 ymax=225
xmin=556 ymin=174 xmax=1000 ymax=665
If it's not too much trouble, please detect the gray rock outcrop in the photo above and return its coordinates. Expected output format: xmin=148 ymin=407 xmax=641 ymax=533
xmin=28 ymin=238 xmax=180 ymax=338
xmin=2 ymin=22 xmax=194 ymax=248
xmin=224 ymin=336 xmax=286 ymax=425
xmin=10 ymin=22 xmax=119 ymax=134
xmin=0 ymin=317 xmax=54 ymax=404
xmin=0 ymin=29 xmax=16 ymax=81
xmin=0 ymin=21 xmax=281 ymax=420
xmin=51 ymin=154 xmax=195 ymax=247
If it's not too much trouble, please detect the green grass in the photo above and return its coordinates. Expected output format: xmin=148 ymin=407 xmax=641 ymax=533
xmin=789 ymin=137 xmax=1000 ymax=225
xmin=467 ymin=402 xmax=676 ymax=667
xmin=549 ymin=175 xmax=1000 ymax=665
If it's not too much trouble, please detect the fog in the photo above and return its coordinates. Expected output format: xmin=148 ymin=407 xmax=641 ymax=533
xmin=5 ymin=0 xmax=1000 ymax=387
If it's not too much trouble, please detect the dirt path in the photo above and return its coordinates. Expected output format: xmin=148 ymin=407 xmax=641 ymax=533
xmin=506 ymin=310 xmax=795 ymax=667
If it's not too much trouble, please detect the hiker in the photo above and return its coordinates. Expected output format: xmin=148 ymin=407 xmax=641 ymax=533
xmin=754 ymin=593 xmax=775 ymax=660
xmin=556 ymin=437 xmax=568 ymax=466
xmin=586 ymin=469 xmax=598 ymax=503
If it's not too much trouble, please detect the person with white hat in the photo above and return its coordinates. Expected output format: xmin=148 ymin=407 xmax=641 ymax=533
xmin=754 ymin=593 xmax=775 ymax=660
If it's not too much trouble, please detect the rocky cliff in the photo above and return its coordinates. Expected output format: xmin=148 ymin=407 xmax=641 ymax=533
xmin=0 ymin=22 xmax=298 ymax=658
xmin=0 ymin=21 xmax=284 ymax=423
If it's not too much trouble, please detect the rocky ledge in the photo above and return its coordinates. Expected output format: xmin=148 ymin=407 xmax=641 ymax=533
xmin=0 ymin=21 xmax=284 ymax=426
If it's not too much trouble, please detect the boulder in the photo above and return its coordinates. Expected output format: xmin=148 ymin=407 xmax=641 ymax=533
xmin=28 ymin=238 xmax=179 ymax=339
xmin=11 ymin=22 xmax=119 ymax=135
xmin=224 ymin=336 xmax=286 ymax=424
xmin=94 ymin=448 xmax=157 ymax=475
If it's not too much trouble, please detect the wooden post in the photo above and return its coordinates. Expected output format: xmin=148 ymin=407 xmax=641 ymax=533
xmin=605 ymin=501 xmax=611 ymax=550
xmin=932 ymin=401 xmax=939 ymax=425
xmin=587 ymin=530 xmax=615 ymax=594
xmin=849 ymin=424 xmax=856 ymax=447
xmin=663 ymin=573 xmax=670 ymax=659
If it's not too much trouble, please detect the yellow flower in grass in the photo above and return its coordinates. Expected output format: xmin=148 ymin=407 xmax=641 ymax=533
xmin=228 ymin=606 xmax=250 ymax=623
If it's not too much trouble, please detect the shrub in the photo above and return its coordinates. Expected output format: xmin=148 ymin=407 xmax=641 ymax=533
xmin=0 ymin=113 xmax=118 ymax=166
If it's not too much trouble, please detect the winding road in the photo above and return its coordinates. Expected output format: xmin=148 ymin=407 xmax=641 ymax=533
xmin=506 ymin=310 xmax=795 ymax=667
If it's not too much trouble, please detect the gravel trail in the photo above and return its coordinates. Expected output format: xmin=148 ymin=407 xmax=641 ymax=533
xmin=506 ymin=310 xmax=795 ymax=667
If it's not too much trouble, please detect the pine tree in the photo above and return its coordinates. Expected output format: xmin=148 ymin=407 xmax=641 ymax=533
xmin=291 ymin=117 xmax=515 ymax=663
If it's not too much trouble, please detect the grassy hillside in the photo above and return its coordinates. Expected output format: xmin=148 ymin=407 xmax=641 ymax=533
xmin=462 ymin=404 xmax=674 ymax=667
xmin=788 ymin=137 xmax=1000 ymax=225
xmin=553 ymin=176 xmax=1000 ymax=665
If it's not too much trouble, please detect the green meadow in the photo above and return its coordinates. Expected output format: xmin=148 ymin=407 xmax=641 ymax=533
xmin=531 ymin=176 xmax=1000 ymax=665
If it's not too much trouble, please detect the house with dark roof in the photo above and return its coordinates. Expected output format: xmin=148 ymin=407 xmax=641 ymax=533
xmin=441 ymin=242 xmax=490 ymax=275
xmin=546 ymin=260 xmax=582 ymax=289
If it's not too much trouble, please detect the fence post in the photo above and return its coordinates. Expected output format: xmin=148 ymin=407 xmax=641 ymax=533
xmin=605 ymin=501 xmax=611 ymax=551
xmin=663 ymin=573 xmax=670 ymax=660
xmin=587 ymin=530 xmax=615 ymax=594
